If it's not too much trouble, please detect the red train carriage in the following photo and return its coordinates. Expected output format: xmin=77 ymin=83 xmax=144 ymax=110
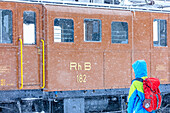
xmin=0 ymin=0 xmax=169 ymax=112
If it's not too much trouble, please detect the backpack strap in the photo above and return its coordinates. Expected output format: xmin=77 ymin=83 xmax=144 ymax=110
xmin=155 ymin=94 xmax=159 ymax=110
xmin=131 ymin=78 xmax=143 ymax=84
xmin=135 ymin=95 xmax=141 ymax=106
xmin=131 ymin=78 xmax=144 ymax=105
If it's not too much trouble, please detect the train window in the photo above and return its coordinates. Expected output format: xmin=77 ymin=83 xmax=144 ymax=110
xmin=84 ymin=19 xmax=101 ymax=42
xmin=54 ymin=19 xmax=74 ymax=42
xmin=111 ymin=22 xmax=128 ymax=44
xmin=153 ymin=19 xmax=167 ymax=47
xmin=23 ymin=11 xmax=36 ymax=45
xmin=0 ymin=9 xmax=13 ymax=43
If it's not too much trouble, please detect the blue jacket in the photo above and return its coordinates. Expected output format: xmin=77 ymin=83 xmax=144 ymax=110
xmin=127 ymin=60 xmax=154 ymax=113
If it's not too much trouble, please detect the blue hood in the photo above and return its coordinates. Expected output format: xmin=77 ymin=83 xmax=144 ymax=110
xmin=132 ymin=60 xmax=147 ymax=78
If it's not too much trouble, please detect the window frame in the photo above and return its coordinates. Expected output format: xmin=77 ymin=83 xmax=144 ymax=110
xmin=111 ymin=21 xmax=128 ymax=44
xmin=23 ymin=11 xmax=36 ymax=45
xmin=84 ymin=18 xmax=102 ymax=42
xmin=53 ymin=18 xmax=74 ymax=43
xmin=0 ymin=9 xmax=13 ymax=44
xmin=153 ymin=19 xmax=167 ymax=47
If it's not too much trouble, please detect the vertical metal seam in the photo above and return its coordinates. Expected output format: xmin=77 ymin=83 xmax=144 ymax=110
xmin=150 ymin=13 xmax=152 ymax=78
xmin=131 ymin=11 xmax=134 ymax=81
xmin=103 ymin=50 xmax=105 ymax=87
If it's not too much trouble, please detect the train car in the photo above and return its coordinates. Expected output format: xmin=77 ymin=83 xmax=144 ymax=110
xmin=0 ymin=0 xmax=170 ymax=112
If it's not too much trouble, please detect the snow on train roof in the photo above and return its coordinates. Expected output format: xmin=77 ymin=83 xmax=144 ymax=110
xmin=3 ymin=0 xmax=170 ymax=13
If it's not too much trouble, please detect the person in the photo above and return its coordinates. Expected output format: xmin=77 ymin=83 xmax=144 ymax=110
xmin=127 ymin=60 xmax=155 ymax=113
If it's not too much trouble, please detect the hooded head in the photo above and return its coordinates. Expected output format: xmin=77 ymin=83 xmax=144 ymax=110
xmin=132 ymin=60 xmax=147 ymax=78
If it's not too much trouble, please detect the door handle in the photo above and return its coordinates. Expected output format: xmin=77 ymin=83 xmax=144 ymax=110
xmin=41 ymin=39 xmax=45 ymax=88
xmin=19 ymin=38 xmax=23 ymax=89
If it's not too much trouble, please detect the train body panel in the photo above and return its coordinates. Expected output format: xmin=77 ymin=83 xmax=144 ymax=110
xmin=45 ymin=5 xmax=133 ymax=91
xmin=47 ymin=50 xmax=104 ymax=91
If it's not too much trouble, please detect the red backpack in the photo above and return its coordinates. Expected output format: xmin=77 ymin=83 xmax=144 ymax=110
xmin=132 ymin=77 xmax=162 ymax=112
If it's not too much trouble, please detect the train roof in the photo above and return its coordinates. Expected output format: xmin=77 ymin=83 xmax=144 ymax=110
xmin=2 ymin=0 xmax=170 ymax=13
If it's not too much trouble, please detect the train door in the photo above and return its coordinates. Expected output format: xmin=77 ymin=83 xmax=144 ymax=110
xmin=17 ymin=4 xmax=43 ymax=89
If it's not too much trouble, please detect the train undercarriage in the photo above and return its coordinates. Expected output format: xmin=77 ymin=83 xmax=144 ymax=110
xmin=0 ymin=84 xmax=169 ymax=113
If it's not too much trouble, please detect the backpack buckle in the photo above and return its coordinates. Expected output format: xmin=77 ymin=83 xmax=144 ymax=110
xmin=143 ymin=99 xmax=151 ymax=108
